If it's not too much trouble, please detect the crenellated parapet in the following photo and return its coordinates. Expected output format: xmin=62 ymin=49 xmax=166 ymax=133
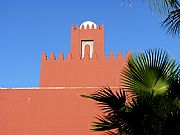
xmin=40 ymin=51 xmax=131 ymax=87
xmin=40 ymin=21 xmax=132 ymax=87
xmin=41 ymin=51 xmax=132 ymax=62
xmin=72 ymin=24 xmax=104 ymax=31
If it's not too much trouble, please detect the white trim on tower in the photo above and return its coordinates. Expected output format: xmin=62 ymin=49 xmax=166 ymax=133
xmin=81 ymin=41 xmax=94 ymax=58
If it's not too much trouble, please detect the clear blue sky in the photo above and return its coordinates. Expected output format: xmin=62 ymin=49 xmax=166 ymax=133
xmin=0 ymin=0 xmax=179 ymax=87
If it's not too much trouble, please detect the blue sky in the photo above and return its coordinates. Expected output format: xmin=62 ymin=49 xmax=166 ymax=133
xmin=0 ymin=0 xmax=179 ymax=87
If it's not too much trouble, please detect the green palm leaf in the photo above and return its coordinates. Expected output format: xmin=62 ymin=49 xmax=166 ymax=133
xmin=81 ymin=87 xmax=169 ymax=135
xmin=81 ymin=49 xmax=180 ymax=135
xmin=121 ymin=49 xmax=178 ymax=95
xmin=81 ymin=86 xmax=127 ymax=115
xmin=162 ymin=9 xmax=180 ymax=36
xmin=147 ymin=0 xmax=179 ymax=12
xmin=123 ymin=0 xmax=180 ymax=36
xmin=123 ymin=93 xmax=165 ymax=135
xmin=146 ymin=0 xmax=180 ymax=36
xmin=81 ymin=87 xmax=129 ymax=134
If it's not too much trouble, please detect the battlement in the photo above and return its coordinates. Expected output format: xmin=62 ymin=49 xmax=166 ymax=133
xmin=40 ymin=51 xmax=131 ymax=87
xmin=41 ymin=51 xmax=131 ymax=61
xmin=72 ymin=24 xmax=104 ymax=30
xmin=40 ymin=21 xmax=131 ymax=87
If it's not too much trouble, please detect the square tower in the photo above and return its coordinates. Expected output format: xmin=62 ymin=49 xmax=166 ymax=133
xmin=40 ymin=21 xmax=131 ymax=87
xmin=71 ymin=21 xmax=105 ymax=59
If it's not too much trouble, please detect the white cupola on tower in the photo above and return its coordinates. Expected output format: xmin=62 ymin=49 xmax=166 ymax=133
xmin=80 ymin=21 xmax=97 ymax=29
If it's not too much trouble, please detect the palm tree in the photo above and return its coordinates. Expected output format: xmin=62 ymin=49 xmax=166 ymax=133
xmin=125 ymin=0 xmax=180 ymax=36
xmin=148 ymin=0 xmax=180 ymax=36
xmin=81 ymin=49 xmax=180 ymax=135
xmin=162 ymin=8 xmax=180 ymax=36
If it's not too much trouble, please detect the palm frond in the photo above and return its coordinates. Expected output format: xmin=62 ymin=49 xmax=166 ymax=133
xmin=81 ymin=87 xmax=129 ymax=134
xmin=169 ymin=0 xmax=180 ymax=9
xmin=91 ymin=116 xmax=118 ymax=131
xmin=162 ymin=8 xmax=180 ymax=36
xmin=81 ymin=86 xmax=127 ymax=114
xmin=81 ymin=49 xmax=180 ymax=134
xmin=146 ymin=0 xmax=180 ymax=13
xmin=123 ymin=92 xmax=166 ymax=135
xmin=81 ymin=87 xmax=170 ymax=134
xmin=146 ymin=0 xmax=180 ymax=36
xmin=146 ymin=0 xmax=180 ymax=37
xmin=121 ymin=49 xmax=178 ymax=95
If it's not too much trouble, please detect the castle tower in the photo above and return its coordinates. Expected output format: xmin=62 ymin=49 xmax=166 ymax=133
xmin=71 ymin=21 xmax=105 ymax=59
xmin=0 ymin=21 xmax=132 ymax=135
xmin=40 ymin=21 xmax=131 ymax=87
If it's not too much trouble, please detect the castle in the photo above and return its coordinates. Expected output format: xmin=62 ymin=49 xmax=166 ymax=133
xmin=0 ymin=21 xmax=131 ymax=135
xmin=40 ymin=21 xmax=131 ymax=87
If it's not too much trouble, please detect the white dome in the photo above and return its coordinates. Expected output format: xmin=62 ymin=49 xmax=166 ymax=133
xmin=80 ymin=21 xmax=97 ymax=29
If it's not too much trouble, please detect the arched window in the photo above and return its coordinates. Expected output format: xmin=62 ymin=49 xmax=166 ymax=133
xmin=81 ymin=40 xmax=94 ymax=58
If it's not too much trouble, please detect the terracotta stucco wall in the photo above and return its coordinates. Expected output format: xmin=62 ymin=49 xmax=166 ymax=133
xmin=0 ymin=87 xmax=122 ymax=135
xmin=40 ymin=52 xmax=131 ymax=87
xmin=40 ymin=24 xmax=131 ymax=87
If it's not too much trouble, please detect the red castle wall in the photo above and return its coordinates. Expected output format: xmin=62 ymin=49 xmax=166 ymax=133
xmin=0 ymin=87 xmax=132 ymax=135
xmin=0 ymin=88 xmax=103 ymax=135
xmin=0 ymin=22 xmax=132 ymax=135
xmin=40 ymin=24 xmax=131 ymax=87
